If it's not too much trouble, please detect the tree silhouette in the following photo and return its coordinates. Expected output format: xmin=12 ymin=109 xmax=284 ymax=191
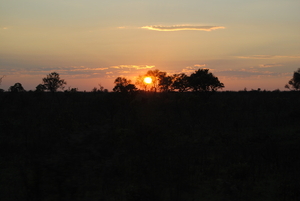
xmin=145 ymin=69 xmax=167 ymax=92
xmin=9 ymin=83 xmax=25 ymax=92
xmin=0 ymin=75 xmax=5 ymax=85
xmin=113 ymin=77 xmax=137 ymax=93
xmin=189 ymin=69 xmax=224 ymax=92
xmin=285 ymin=68 xmax=300 ymax=91
xmin=42 ymin=72 xmax=66 ymax=92
xmin=92 ymin=84 xmax=108 ymax=93
xmin=35 ymin=84 xmax=46 ymax=92
xmin=135 ymin=75 xmax=148 ymax=91
xmin=171 ymin=73 xmax=189 ymax=92
xmin=159 ymin=75 xmax=173 ymax=92
xmin=0 ymin=75 xmax=5 ymax=92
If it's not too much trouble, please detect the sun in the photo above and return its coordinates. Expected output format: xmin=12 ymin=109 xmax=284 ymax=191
xmin=144 ymin=77 xmax=152 ymax=84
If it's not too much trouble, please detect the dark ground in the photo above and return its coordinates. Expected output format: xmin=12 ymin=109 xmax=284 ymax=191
xmin=1 ymin=91 xmax=300 ymax=201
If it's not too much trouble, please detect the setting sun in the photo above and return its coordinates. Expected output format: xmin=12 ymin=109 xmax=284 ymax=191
xmin=144 ymin=77 xmax=152 ymax=84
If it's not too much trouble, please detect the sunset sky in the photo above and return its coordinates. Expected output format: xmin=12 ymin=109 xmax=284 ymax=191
xmin=1 ymin=0 xmax=300 ymax=91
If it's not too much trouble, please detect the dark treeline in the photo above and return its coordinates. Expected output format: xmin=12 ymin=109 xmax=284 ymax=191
xmin=1 ymin=90 xmax=300 ymax=201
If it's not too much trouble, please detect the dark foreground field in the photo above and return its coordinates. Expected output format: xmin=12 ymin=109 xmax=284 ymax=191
xmin=1 ymin=91 xmax=300 ymax=201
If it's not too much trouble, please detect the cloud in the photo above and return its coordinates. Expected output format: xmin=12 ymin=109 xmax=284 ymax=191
xmin=110 ymin=65 xmax=155 ymax=70
xmin=0 ymin=64 xmax=156 ymax=79
xmin=141 ymin=25 xmax=225 ymax=32
xmin=194 ymin=64 xmax=206 ymax=68
xmin=181 ymin=64 xmax=206 ymax=73
xmin=216 ymin=68 xmax=283 ymax=78
xmin=237 ymin=55 xmax=300 ymax=59
xmin=259 ymin=63 xmax=282 ymax=68
xmin=0 ymin=66 xmax=109 ymax=78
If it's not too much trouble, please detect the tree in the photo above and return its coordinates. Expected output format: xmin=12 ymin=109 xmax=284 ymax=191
xmin=135 ymin=75 xmax=148 ymax=91
xmin=159 ymin=75 xmax=173 ymax=92
xmin=171 ymin=73 xmax=189 ymax=92
xmin=113 ymin=77 xmax=137 ymax=93
xmin=64 ymin=87 xmax=78 ymax=93
xmin=35 ymin=84 xmax=46 ymax=92
xmin=9 ymin=83 xmax=25 ymax=92
xmin=145 ymin=69 xmax=167 ymax=92
xmin=42 ymin=72 xmax=66 ymax=92
xmin=92 ymin=84 xmax=108 ymax=93
xmin=285 ymin=68 xmax=300 ymax=91
xmin=0 ymin=75 xmax=5 ymax=92
xmin=0 ymin=75 xmax=5 ymax=85
xmin=188 ymin=69 xmax=224 ymax=92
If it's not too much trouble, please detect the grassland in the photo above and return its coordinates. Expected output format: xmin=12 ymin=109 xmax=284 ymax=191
xmin=1 ymin=91 xmax=300 ymax=201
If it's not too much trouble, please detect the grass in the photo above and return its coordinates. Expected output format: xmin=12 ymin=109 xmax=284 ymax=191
xmin=0 ymin=91 xmax=300 ymax=201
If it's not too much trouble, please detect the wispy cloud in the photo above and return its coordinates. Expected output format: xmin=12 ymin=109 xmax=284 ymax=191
xmin=237 ymin=55 xmax=300 ymax=59
xmin=0 ymin=66 xmax=108 ymax=77
xmin=259 ymin=63 xmax=282 ymax=68
xmin=216 ymin=68 xmax=283 ymax=78
xmin=0 ymin=65 xmax=155 ymax=79
xmin=194 ymin=64 xmax=206 ymax=67
xmin=141 ymin=25 xmax=225 ymax=32
xmin=110 ymin=65 xmax=155 ymax=70
xmin=181 ymin=64 xmax=206 ymax=73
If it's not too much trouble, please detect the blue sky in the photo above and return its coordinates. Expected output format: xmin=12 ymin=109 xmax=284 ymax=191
xmin=1 ymin=0 xmax=300 ymax=91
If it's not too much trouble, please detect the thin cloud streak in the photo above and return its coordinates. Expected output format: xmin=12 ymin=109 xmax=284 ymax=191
xmin=0 ymin=65 xmax=156 ymax=79
xmin=181 ymin=64 xmax=206 ymax=73
xmin=237 ymin=55 xmax=300 ymax=59
xmin=110 ymin=65 xmax=155 ymax=70
xmin=259 ymin=63 xmax=282 ymax=68
xmin=141 ymin=25 xmax=225 ymax=32
xmin=216 ymin=68 xmax=284 ymax=78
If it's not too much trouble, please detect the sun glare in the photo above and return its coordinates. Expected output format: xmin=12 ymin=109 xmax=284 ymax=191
xmin=144 ymin=77 xmax=152 ymax=84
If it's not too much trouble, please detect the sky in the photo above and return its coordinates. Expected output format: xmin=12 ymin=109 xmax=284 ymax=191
xmin=1 ymin=0 xmax=300 ymax=91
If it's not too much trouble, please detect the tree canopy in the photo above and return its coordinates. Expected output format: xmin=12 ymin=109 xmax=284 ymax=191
xmin=113 ymin=77 xmax=137 ymax=93
xmin=285 ymin=68 xmax=300 ymax=91
xmin=9 ymin=83 xmax=25 ymax=92
xmin=42 ymin=72 xmax=66 ymax=92
xmin=133 ymin=68 xmax=224 ymax=92
xmin=188 ymin=69 xmax=224 ymax=92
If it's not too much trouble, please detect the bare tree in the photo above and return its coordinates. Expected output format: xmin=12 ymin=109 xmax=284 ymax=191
xmin=0 ymin=75 xmax=5 ymax=85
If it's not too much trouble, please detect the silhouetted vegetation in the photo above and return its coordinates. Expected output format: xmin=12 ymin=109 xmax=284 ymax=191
xmin=1 ymin=90 xmax=300 ymax=201
xmin=0 ymin=75 xmax=5 ymax=92
xmin=134 ymin=68 xmax=224 ymax=92
xmin=189 ymin=69 xmax=224 ymax=91
xmin=35 ymin=84 xmax=47 ymax=92
xmin=91 ymin=84 xmax=108 ymax=93
xmin=9 ymin=82 xmax=25 ymax=92
xmin=285 ymin=68 xmax=300 ymax=91
xmin=42 ymin=72 xmax=67 ymax=92
xmin=113 ymin=77 xmax=138 ymax=94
